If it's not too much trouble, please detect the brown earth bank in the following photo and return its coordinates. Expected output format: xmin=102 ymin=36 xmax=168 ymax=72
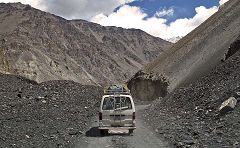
xmin=128 ymin=0 xmax=240 ymax=101
xmin=144 ymin=48 xmax=240 ymax=147
xmin=0 ymin=73 xmax=102 ymax=147
xmin=0 ymin=2 xmax=171 ymax=86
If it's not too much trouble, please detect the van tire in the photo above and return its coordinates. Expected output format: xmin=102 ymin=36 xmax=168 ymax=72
xmin=129 ymin=129 xmax=134 ymax=135
xmin=100 ymin=129 xmax=108 ymax=136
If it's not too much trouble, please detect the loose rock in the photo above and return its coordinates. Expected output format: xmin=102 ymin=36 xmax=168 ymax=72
xmin=219 ymin=97 xmax=237 ymax=115
xmin=0 ymin=73 xmax=102 ymax=147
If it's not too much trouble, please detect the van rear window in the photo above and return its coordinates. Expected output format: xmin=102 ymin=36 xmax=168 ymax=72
xmin=102 ymin=97 xmax=132 ymax=110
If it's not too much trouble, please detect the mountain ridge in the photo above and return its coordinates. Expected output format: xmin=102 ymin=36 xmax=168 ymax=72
xmin=0 ymin=2 xmax=171 ymax=86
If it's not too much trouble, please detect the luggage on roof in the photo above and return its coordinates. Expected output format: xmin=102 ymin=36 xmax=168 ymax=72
xmin=104 ymin=84 xmax=130 ymax=95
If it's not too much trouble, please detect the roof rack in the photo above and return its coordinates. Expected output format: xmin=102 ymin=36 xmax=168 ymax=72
xmin=104 ymin=84 xmax=131 ymax=95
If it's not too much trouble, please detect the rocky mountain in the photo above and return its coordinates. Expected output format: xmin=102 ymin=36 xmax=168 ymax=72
xmin=128 ymin=0 xmax=240 ymax=101
xmin=0 ymin=2 xmax=171 ymax=86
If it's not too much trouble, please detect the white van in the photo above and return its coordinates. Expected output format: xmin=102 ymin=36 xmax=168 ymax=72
xmin=98 ymin=85 xmax=136 ymax=135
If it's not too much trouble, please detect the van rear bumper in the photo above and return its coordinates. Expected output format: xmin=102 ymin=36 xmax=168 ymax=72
xmin=99 ymin=126 xmax=136 ymax=130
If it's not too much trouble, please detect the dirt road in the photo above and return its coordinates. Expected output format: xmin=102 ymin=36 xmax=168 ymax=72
xmin=76 ymin=105 xmax=173 ymax=148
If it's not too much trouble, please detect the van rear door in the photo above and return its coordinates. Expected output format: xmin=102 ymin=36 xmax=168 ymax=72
xmin=101 ymin=96 xmax=134 ymax=126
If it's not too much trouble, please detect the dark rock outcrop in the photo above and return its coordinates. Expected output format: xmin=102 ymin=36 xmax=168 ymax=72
xmin=128 ymin=71 xmax=169 ymax=101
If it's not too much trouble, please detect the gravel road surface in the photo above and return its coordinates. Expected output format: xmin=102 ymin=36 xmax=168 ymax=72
xmin=76 ymin=105 xmax=173 ymax=148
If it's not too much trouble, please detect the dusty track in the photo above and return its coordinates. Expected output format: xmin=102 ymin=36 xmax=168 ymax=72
xmin=76 ymin=105 xmax=173 ymax=148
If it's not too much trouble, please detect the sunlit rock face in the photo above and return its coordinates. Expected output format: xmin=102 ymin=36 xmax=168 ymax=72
xmin=0 ymin=2 xmax=171 ymax=86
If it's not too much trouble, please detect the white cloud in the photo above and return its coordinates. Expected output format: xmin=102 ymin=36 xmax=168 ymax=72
xmin=91 ymin=5 xmax=218 ymax=42
xmin=155 ymin=7 xmax=174 ymax=17
xmin=219 ymin=0 xmax=229 ymax=5
xmin=91 ymin=5 xmax=168 ymax=39
xmin=163 ymin=6 xmax=218 ymax=39
xmin=39 ymin=0 xmax=137 ymax=20
xmin=0 ymin=0 xmax=138 ymax=20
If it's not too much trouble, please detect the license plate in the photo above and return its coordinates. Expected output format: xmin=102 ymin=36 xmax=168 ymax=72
xmin=114 ymin=116 xmax=121 ymax=120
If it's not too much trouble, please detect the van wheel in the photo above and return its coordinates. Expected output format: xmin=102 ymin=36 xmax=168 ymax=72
xmin=129 ymin=129 xmax=134 ymax=135
xmin=100 ymin=129 xmax=108 ymax=136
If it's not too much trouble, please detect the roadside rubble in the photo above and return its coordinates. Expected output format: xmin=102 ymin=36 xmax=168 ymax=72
xmin=144 ymin=51 xmax=240 ymax=147
xmin=0 ymin=73 xmax=102 ymax=147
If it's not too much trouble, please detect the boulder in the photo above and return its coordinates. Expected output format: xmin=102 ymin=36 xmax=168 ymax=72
xmin=219 ymin=97 xmax=237 ymax=115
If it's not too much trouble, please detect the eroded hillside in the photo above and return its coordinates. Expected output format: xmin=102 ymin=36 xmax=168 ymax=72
xmin=145 ymin=35 xmax=240 ymax=147
xmin=0 ymin=3 xmax=171 ymax=86
xmin=128 ymin=0 xmax=240 ymax=100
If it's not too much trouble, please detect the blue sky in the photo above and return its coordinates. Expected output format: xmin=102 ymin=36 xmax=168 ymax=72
xmin=91 ymin=0 xmax=227 ymax=41
xmin=125 ymin=0 xmax=220 ymax=23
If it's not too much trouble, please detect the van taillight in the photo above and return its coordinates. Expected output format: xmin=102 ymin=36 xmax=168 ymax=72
xmin=132 ymin=112 xmax=135 ymax=120
xmin=99 ymin=112 xmax=102 ymax=120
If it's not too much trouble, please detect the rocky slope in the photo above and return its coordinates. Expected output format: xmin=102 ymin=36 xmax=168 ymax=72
xmin=128 ymin=0 xmax=240 ymax=101
xmin=0 ymin=73 xmax=102 ymax=147
xmin=144 ymin=38 xmax=240 ymax=147
xmin=0 ymin=2 xmax=171 ymax=86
